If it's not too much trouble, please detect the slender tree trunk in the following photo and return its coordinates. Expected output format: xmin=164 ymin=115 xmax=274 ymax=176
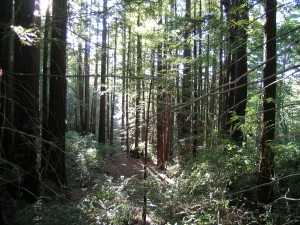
xmin=90 ymin=10 xmax=100 ymax=134
xmin=84 ymin=39 xmax=90 ymax=133
xmin=121 ymin=25 xmax=126 ymax=146
xmin=141 ymin=76 xmax=146 ymax=143
xmin=150 ymin=48 xmax=156 ymax=145
xmin=134 ymin=13 xmax=142 ymax=157
xmin=78 ymin=44 xmax=85 ymax=131
xmin=157 ymin=14 xmax=164 ymax=167
xmin=106 ymin=32 xmax=110 ymax=141
xmin=173 ymin=0 xmax=181 ymax=152
xmin=125 ymin=27 xmax=132 ymax=154
xmin=208 ymin=49 xmax=217 ymax=147
xmin=98 ymin=0 xmax=108 ymax=144
xmin=42 ymin=2 xmax=50 ymax=156
xmin=110 ymin=27 xmax=117 ymax=146
xmin=204 ymin=0 xmax=211 ymax=145
xmin=198 ymin=0 xmax=204 ymax=146
xmin=90 ymin=49 xmax=98 ymax=134
xmin=258 ymin=0 xmax=277 ymax=211
xmin=14 ymin=0 xmax=40 ymax=202
xmin=218 ymin=1 xmax=225 ymax=132
xmin=192 ymin=0 xmax=198 ymax=156
xmin=178 ymin=0 xmax=192 ymax=154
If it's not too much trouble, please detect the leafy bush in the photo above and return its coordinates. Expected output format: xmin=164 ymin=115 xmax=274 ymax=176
xmin=14 ymin=200 xmax=86 ymax=225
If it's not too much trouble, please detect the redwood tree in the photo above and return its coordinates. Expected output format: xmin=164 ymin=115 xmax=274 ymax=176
xmin=134 ymin=12 xmax=142 ymax=157
xmin=222 ymin=0 xmax=249 ymax=143
xmin=98 ymin=0 xmax=108 ymax=144
xmin=41 ymin=3 xmax=51 ymax=160
xmin=156 ymin=15 xmax=164 ymax=167
xmin=84 ymin=36 xmax=90 ymax=133
xmin=78 ymin=43 xmax=85 ymax=131
xmin=179 ymin=0 xmax=192 ymax=145
xmin=258 ymin=0 xmax=277 ymax=210
xmin=0 ymin=0 xmax=13 ymax=159
xmin=43 ymin=0 xmax=68 ymax=186
xmin=14 ymin=0 xmax=40 ymax=202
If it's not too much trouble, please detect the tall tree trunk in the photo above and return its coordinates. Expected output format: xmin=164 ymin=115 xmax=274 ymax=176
xmin=43 ymin=0 xmax=68 ymax=186
xmin=14 ymin=0 xmax=40 ymax=202
xmin=231 ymin=0 xmax=249 ymax=143
xmin=258 ymin=0 xmax=277 ymax=211
xmin=121 ymin=25 xmax=126 ymax=146
xmin=150 ymin=48 xmax=156 ymax=145
xmin=0 ymin=0 xmax=13 ymax=159
xmin=157 ymin=14 xmax=164 ymax=167
xmin=42 ymin=2 xmax=50 ymax=161
xmin=218 ymin=0 xmax=225 ymax=132
xmin=198 ymin=0 xmax=204 ymax=146
xmin=78 ymin=44 xmax=85 ymax=131
xmin=141 ymin=76 xmax=146 ymax=143
xmin=134 ymin=13 xmax=142 ymax=157
xmin=125 ymin=27 xmax=132 ymax=154
xmin=204 ymin=0 xmax=211 ymax=146
xmin=90 ymin=14 xmax=100 ymax=134
xmin=106 ymin=31 xmax=110 ymax=141
xmin=222 ymin=0 xmax=248 ymax=143
xmin=98 ymin=0 xmax=108 ymax=144
xmin=178 ymin=0 xmax=192 ymax=154
xmin=110 ymin=26 xmax=117 ymax=146
xmin=208 ymin=49 xmax=217 ymax=147
xmin=84 ymin=39 xmax=90 ymax=133
xmin=222 ymin=0 xmax=234 ymax=136
xmin=192 ymin=0 xmax=198 ymax=156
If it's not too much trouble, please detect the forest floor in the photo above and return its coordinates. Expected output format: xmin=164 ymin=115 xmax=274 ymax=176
xmin=103 ymin=152 xmax=174 ymax=185
xmin=64 ymin=136 xmax=179 ymax=225
xmin=11 ymin=133 xmax=270 ymax=224
xmin=11 ymin=133 xmax=188 ymax=225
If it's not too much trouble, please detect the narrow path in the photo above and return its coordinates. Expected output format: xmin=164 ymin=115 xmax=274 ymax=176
xmin=67 ymin=147 xmax=177 ymax=224
xmin=104 ymin=151 xmax=175 ymax=185
xmin=104 ymin=152 xmax=144 ymax=181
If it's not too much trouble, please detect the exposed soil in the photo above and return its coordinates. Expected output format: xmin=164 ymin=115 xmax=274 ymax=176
xmin=103 ymin=151 xmax=175 ymax=185
xmin=104 ymin=152 xmax=145 ymax=182
xmin=63 ymin=145 xmax=181 ymax=225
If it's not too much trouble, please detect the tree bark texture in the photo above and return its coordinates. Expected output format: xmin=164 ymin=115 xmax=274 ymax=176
xmin=258 ymin=0 xmax=277 ymax=209
xmin=134 ymin=13 xmax=142 ymax=157
xmin=179 ymin=0 xmax=192 ymax=140
xmin=78 ymin=44 xmax=85 ymax=131
xmin=42 ymin=4 xmax=50 ymax=160
xmin=98 ymin=0 xmax=108 ymax=144
xmin=0 ymin=0 xmax=13 ymax=159
xmin=44 ymin=0 xmax=68 ymax=186
xmin=222 ymin=0 xmax=248 ymax=143
xmin=84 ymin=39 xmax=90 ymax=133
xmin=14 ymin=0 xmax=40 ymax=202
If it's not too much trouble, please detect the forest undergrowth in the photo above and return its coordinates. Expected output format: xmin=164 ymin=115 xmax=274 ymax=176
xmin=12 ymin=131 xmax=300 ymax=225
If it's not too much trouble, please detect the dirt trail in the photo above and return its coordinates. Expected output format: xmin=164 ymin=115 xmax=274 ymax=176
xmin=104 ymin=152 xmax=144 ymax=181
xmin=104 ymin=152 xmax=175 ymax=185
xmin=69 ymin=150 xmax=175 ymax=203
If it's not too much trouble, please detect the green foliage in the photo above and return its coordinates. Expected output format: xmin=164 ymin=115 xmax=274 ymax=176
xmin=66 ymin=131 xmax=106 ymax=187
xmin=12 ymin=25 xmax=39 ymax=46
xmin=14 ymin=200 xmax=86 ymax=225
xmin=160 ymin=136 xmax=262 ymax=224
xmin=275 ymin=143 xmax=300 ymax=198
xmin=79 ymin=180 xmax=137 ymax=224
